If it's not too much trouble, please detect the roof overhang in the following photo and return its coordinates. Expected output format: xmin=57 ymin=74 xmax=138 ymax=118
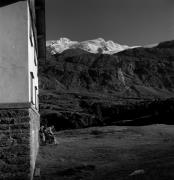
xmin=35 ymin=0 xmax=46 ymax=61
xmin=0 ymin=0 xmax=25 ymax=7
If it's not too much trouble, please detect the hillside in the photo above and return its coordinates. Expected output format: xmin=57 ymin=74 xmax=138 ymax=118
xmin=38 ymin=40 xmax=174 ymax=129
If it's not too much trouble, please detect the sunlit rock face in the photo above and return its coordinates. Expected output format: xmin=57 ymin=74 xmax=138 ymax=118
xmin=46 ymin=37 xmax=137 ymax=55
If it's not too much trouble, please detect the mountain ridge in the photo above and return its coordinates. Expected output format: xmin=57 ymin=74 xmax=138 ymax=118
xmin=46 ymin=37 xmax=139 ymax=55
xmin=39 ymin=39 xmax=174 ymax=129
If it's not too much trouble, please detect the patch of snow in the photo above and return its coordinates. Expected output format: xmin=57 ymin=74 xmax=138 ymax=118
xmin=47 ymin=37 xmax=138 ymax=55
xmin=129 ymin=169 xmax=145 ymax=176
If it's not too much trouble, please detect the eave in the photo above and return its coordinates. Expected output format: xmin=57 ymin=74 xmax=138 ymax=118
xmin=0 ymin=0 xmax=25 ymax=7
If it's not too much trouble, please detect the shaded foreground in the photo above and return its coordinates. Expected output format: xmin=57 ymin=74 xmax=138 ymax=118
xmin=35 ymin=124 xmax=174 ymax=180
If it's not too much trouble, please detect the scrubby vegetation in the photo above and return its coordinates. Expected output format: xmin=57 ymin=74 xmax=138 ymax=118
xmin=38 ymin=40 xmax=174 ymax=130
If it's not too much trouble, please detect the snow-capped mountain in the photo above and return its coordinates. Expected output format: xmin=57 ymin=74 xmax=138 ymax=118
xmin=46 ymin=38 xmax=137 ymax=55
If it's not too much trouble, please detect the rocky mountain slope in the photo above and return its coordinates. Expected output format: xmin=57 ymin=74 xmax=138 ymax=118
xmin=39 ymin=40 xmax=174 ymax=130
xmin=46 ymin=38 xmax=136 ymax=55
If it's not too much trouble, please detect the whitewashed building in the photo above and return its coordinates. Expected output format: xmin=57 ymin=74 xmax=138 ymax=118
xmin=0 ymin=0 xmax=45 ymax=179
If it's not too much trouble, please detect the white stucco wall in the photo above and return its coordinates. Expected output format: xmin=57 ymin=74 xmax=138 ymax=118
xmin=27 ymin=0 xmax=39 ymax=109
xmin=0 ymin=1 xmax=39 ymax=109
xmin=0 ymin=1 xmax=29 ymax=103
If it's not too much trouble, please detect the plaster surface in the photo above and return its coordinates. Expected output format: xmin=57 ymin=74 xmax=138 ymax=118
xmin=0 ymin=1 xmax=29 ymax=103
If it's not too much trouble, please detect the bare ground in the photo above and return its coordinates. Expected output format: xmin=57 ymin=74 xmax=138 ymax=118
xmin=35 ymin=124 xmax=174 ymax=180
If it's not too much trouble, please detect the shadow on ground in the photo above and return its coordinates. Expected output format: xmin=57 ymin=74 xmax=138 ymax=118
xmin=35 ymin=124 xmax=174 ymax=180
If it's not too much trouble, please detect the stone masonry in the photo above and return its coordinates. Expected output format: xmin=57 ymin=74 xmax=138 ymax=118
xmin=0 ymin=105 xmax=39 ymax=180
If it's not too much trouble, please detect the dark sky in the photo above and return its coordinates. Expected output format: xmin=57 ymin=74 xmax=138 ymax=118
xmin=46 ymin=0 xmax=174 ymax=46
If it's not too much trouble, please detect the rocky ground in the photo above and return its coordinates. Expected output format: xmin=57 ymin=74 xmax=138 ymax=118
xmin=35 ymin=124 xmax=174 ymax=180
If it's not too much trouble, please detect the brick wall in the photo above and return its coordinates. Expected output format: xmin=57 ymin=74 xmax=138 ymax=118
xmin=0 ymin=107 xmax=40 ymax=180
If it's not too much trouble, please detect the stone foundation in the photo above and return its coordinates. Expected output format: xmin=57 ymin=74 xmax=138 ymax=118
xmin=0 ymin=105 xmax=40 ymax=180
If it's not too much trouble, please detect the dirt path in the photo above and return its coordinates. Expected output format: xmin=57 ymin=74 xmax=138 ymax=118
xmin=35 ymin=125 xmax=174 ymax=180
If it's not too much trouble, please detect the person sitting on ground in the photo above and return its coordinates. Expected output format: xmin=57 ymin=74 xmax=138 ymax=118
xmin=45 ymin=125 xmax=58 ymax=145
